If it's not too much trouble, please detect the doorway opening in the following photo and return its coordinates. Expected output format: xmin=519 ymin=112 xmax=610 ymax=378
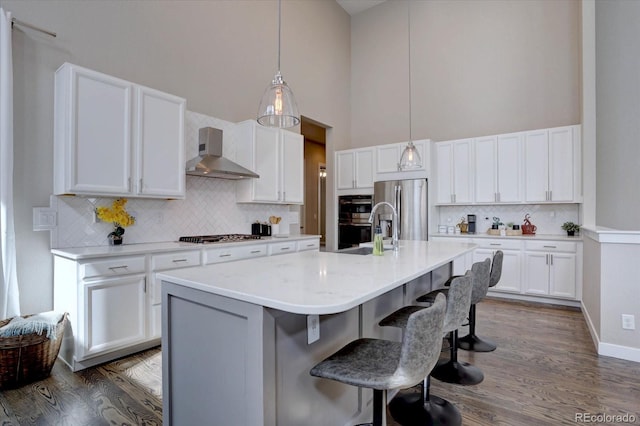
xmin=300 ymin=117 xmax=327 ymax=246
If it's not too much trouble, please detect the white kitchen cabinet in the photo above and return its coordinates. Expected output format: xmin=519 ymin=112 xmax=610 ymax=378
xmin=297 ymin=239 xmax=321 ymax=251
xmin=54 ymin=62 xmax=186 ymax=199
xmin=376 ymin=140 xmax=428 ymax=174
xmin=524 ymin=125 xmax=579 ymax=203
xmin=523 ymin=241 xmax=577 ymax=298
xmin=435 ymin=139 xmax=473 ymax=204
xmin=474 ymin=133 xmax=522 ymax=203
xmin=204 ymin=244 xmax=268 ymax=264
xmin=54 ymin=254 xmax=151 ymax=371
xmin=82 ymin=275 xmax=147 ymax=359
xmin=149 ymin=250 xmax=201 ymax=338
xmin=473 ymin=239 xmax=522 ymax=294
xmin=268 ymin=240 xmax=297 ymax=256
xmin=336 ymin=148 xmax=374 ymax=191
xmin=235 ymin=120 xmax=304 ymax=204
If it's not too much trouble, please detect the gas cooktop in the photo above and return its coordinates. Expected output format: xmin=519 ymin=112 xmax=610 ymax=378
xmin=178 ymin=234 xmax=261 ymax=244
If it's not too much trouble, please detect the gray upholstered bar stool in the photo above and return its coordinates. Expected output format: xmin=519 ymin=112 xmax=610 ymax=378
xmin=418 ymin=258 xmax=491 ymax=386
xmin=309 ymin=294 xmax=446 ymax=426
xmin=378 ymin=273 xmax=473 ymax=426
xmin=458 ymin=250 xmax=503 ymax=352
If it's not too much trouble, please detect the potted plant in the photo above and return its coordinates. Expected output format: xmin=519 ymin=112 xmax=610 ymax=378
xmin=561 ymin=221 xmax=580 ymax=236
xmin=96 ymin=198 xmax=136 ymax=245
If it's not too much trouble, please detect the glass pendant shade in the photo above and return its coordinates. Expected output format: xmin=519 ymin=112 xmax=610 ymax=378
xmin=257 ymin=71 xmax=300 ymax=128
xmin=399 ymin=141 xmax=422 ymax=170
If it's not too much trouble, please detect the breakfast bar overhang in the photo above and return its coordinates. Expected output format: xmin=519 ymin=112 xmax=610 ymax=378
xmin=158 ymin=240 xmax=475 ymax=426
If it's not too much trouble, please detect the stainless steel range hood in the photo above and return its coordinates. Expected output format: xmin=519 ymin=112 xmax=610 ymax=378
xmin=186 ymin=127 xmax=259 ymax=179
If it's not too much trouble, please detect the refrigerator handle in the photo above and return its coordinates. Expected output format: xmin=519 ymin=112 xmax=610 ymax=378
xmin=395 ymin=184 xmax=401 ymax=239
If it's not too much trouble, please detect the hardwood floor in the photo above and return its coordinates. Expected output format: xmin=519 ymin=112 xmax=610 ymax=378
xmin=1 ymin=298 xmax=639 ymax=425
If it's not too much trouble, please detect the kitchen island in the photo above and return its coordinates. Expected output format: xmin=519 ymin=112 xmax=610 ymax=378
xmin=158 ymin=240 xmax=475 ymax=426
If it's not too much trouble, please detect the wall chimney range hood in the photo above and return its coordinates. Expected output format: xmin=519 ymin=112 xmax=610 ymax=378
xmin=186 ymin=127 xmax=259 ymax=179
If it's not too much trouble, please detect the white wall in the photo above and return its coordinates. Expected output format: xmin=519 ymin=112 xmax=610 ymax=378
xmin=4 ymin=0 xmax=350 ymax=314
xmin=595 ymin=1 xmax=640 ymax=230
xmin=350 ymin=0 xmax=581 ymax=147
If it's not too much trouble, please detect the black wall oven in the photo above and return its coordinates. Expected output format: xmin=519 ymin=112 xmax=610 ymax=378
xmin=338 ymin=194 xmax=373 ymax=249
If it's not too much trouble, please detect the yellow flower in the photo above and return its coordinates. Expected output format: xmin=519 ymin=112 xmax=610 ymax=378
xmin=96 ymin=198 xmax=135 ymax=228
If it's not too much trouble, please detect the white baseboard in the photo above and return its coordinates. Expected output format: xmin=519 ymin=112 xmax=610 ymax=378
xmin=581 ymin=301 xmax=640 ymax=363
xmin=598 ymin=342 xmax=640 ymax=363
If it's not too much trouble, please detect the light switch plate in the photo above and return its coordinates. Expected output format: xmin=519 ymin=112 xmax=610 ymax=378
xmin=307 ymin=314 xmax=320 ymax=344
xmin=33 ymin=207 xmax=57 ymax=231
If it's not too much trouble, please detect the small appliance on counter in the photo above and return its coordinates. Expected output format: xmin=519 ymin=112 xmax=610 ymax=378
xmin=467 ymin=214 xmax=476 ymax=234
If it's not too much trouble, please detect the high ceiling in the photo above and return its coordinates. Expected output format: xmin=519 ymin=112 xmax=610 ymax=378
xmin=336 ymin=0 xmax=386 ymax=16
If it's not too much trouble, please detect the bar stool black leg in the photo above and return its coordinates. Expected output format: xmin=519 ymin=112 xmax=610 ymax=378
xmin=431 ymin=330 xmax=484 ymax=386
xmin=457 ymin=305 xmax=497 ymax=352
xmin=388 ymin=376 xmax=461 ymax=426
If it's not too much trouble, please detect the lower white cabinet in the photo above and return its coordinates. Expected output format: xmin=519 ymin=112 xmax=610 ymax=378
xmin=524 ymin=241 xmax=577 ymax=298
xmin=54 ymin=237 xmax=320 ymax=370
xmin=54 ymin=254 xmax=152 ymax=371
xmin=432 ymin=236 xmax=580 ymax=303
xmin=473 ymin=239 xmax=522 ymax=294
xmin=81 ymin=275 xmax=147 ymax=359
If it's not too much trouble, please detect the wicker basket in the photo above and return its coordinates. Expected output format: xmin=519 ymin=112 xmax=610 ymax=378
xmin=0 ymin=313 xmax=67 ymax=389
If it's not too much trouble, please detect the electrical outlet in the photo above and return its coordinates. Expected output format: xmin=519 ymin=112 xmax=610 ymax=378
xmin=307 ymin=315 xmax=320 ymax=344
xmin=622 ymin=314 xmax=635 ymax=330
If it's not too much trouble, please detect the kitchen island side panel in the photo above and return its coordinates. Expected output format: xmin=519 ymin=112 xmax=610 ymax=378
xmin=162 ymin=282 xmax=274 ymax=426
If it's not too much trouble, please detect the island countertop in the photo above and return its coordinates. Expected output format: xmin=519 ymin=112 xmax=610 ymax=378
xmin=157 ymin=240 xmax=476 ymax=315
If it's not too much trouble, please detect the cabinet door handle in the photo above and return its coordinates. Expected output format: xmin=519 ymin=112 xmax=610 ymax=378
xmin=139 ymin=178 xmax=143 ymax=192
xmin=549 ymin=190 xmax=553 ymax=201
xmin=128 ymin=177 xmax=132 ymax=193
xmin=219 ymin=254 xmax=232 ymax=258
xmin=550 ymin=254 xmax=554 ymax=265
xmin=108 ymin=265 xmax=129 ymax=271
xmin=172 ymin=259 xmax=188 ymax=263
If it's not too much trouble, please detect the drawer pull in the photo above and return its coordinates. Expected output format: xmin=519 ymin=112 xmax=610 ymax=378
xmin=489 ymin=243 xmax=502 ymax=246
xmin=280 ymin=247 xmax=291 ymax=251
xmin=108 ymin=265 xmax=128 ymax=271
xmin=543 ymin=245 xmax=557 ymax=248
xmin=250 ymin=250 xmax=262 ymax=254
xmin=219 ymin=254 xmax=232 ymax=258
xmin=306 ymin=244 xmax=315 ymax=247
xmin=172 ymin=259 xmax=188 ymax=263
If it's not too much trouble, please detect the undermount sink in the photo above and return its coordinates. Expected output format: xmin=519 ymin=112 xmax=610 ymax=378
xmin=337 ymin=246 xmax=392 ymax=255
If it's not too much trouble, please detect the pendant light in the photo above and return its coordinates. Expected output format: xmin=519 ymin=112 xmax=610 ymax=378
xmin=257 ymin=0 xmax=300 ymax=128
xmin=399 ymin=0 xmax=422 ymax=170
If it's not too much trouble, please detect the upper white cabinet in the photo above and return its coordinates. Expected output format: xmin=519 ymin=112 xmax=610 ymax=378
xmin=54 ymin=63 xmax=185 ymax=199
xmin=376 ymin=140 xmax=428 ymax=174
xmin=524 ymin=125 xmax=580 ymax=203
xmin=435 ymin=139 xmax=473 ymax=204
xmin=474 ymin=133 xmax=522 ymax=203
xmin=235 ymin=120 xmax=304 ymax=204
xmin=336 ymin=148 xmax=374 ymax=191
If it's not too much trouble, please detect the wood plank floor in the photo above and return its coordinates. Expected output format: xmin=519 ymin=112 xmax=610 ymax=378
xmin=1 ymin=298 xmax=639 ymax=425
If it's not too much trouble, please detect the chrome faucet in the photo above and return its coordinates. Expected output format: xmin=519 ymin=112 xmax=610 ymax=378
xmin=368 ymin=202 xmax=399 ymax=252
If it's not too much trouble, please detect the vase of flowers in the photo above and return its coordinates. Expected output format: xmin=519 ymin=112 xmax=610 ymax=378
xmin=95 ymin=198 xmax=135 ymax=245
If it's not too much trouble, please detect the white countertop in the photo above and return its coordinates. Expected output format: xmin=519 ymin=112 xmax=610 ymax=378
xmin=430 ymin=232 xmax=582 ymax=242
xmin=51 ymin=235 xmax=320 ymax=260
xmin=157 ymin=240 xmax=476 ymax=315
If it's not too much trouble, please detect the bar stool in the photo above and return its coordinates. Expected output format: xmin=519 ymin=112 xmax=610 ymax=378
xmin=458 ymin=250 xmax=503 ymax=352
xmin=418 ymin=258 xmax=491 ymax=386
xmin=310 ymin=294 xmax=446 ymax=426
xmin=378 ymin=273 xmax=473 ymax=426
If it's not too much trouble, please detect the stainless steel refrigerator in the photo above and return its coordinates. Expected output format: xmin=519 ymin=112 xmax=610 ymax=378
xmin=373 ymin=178 xmax=428 ymax=241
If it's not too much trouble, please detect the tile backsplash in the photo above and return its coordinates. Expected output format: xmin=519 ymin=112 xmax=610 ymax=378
xmin=51 ymin=111 xmax=295 ymax=249
xmin=436 ymin=204 xmax=580 ymax=235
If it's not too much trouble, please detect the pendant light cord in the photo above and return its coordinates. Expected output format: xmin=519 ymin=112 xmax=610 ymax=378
xmin=277 ymin=0 xmax=282 ymax=73
xmin=408 ymin=0 xmax=412 ymax=142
